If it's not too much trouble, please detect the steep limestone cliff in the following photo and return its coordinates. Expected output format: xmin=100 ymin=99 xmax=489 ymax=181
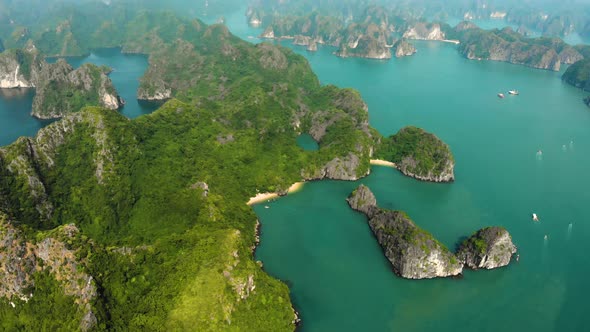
xmin=347 ymin=185 xmax=463 ymax=279
xmin=0 ymin=49 xmax=39 ymax=88
xmin=300 ymin=87 xmax=374 ymax=181
xmin=0 ymin=48 xmax=122 ymax=119
xmin=376 ymin=126 xmax=455 ymax=183
xmin=454 ymin=25 xmax=582 ymax=71
xmin=246 ymin=7 xmax=263 ymax=27
xmin=457 ymin=227 xmax=517 ymax=269
xmin=393 ymin=39 xmax=417 ymax=58
xmin=562 ymin=58 xmax=590 ymax=91
xmin=32 ymin=61 xmax=121 ymax=119
xmin=403 ymin=22 xmax=446 ymax=41
xmin=0 ymin=109 xmax=118 ymax=224
xmin=0 ymin=215 xmax=98 ymax=331
xmin=334 ymin=23 xmax=392 ymax=59
xmin=347 ymin=186 xmax=518 ymax=279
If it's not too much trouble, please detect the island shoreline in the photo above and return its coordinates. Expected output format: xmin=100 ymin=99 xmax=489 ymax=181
xmin=246 ymin=182 xmax=305 ymax=206
xmin=370 ymin=159 xmax=397 ymax=168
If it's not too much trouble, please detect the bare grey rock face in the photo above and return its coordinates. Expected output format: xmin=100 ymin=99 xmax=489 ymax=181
xmin=347 ymin=186 xmax=518 ymax=279
xmin=347 ymin=185 xmax=463 ymax=279
xmin=346 ymin=185 xmax=377 ymax=217
xmin=393 ymin=39 xmax=417 ymax=58
xmin=397 ymin=157 xmax=455 ymax=183
xmin=457 ymin=227 xmax=517 ymax=270
xmin=0 ymin=217 xmax=98 ymax=331
xmin=0 ymin=49 xmax=121 ymax=119
xmin=403 ymin=23 xmax=446 ymax=41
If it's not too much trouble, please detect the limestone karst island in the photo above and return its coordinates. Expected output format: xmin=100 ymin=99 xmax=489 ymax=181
xmin=0 ymin=0 xmax=587 ymax=331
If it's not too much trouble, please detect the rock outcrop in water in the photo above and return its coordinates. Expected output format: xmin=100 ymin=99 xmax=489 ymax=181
xmin=393 ymin=39 xmax=417 ymax=58
xmin=454 ymin=24 xmax=583 ymax=71
xmin=347 ymin=185 xmax=463 ymax=279
xmin=457 ymin=227 xmax=517 ymax=269
xmin=0 ymin=49 xmax=38 ymax=88
xmin=562 ymin=58 xmax=590 ymax=91
xmin=346 ymin=184 xmax=378 ymax=216
xmin=347 ymin=186 xmax=518 ymax=279
xmin=375 ymin=126 xmax=455 ymax=182
xmin=403 ymin=22 xmax=446 ymax=41
xmin=0 ymin=48 xmax=122 ymax=119
xmin=246 ymin=7 xmax=263 ymax=27
xmin=33 ymin=60 xmax=122 ymax=119
xmin=334 ymin=23 xmax=392 ymax=59
xmin=257 ymin=12 xmax=396 ymax=60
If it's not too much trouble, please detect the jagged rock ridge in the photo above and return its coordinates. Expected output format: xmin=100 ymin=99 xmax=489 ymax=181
xmin=347 ymin=185 xmax=518 ymax=279
xmin=457 ymin=227 xmax=517 ymax=270
xmin=347 ymin=185 xmax=463 ymax=279
xmin=0 ymin=48 xmax=122 ymax=119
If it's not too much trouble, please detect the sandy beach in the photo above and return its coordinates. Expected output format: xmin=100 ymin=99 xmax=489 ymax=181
xmin=370 ymin=159 xmax=397 ymax=168
xmin=247 ymin=182 xmax=305 ymax=206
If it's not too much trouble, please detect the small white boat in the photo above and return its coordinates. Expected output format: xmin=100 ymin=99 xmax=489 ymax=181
xmin=498 ymin=93 xmax=505 ymax=98
xmin=264 ymin=206 xmax=270 ymax=209
xmin=532 ymin=213 xmax=539 ymax=222
xmin=508 ymin=90 xmax=519 ymax=95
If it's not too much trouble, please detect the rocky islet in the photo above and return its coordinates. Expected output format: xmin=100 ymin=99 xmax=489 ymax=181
xmin=347 ymin=185 xmax=518 ymax=279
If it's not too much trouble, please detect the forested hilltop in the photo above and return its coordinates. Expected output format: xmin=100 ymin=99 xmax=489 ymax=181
xmin=248 ymin=0 xmax=590 ymax=40
xmin=0 ymin=5 xmax=387 ymax=330
xmin=0 ymin=48 xmax=122 ymax=119
xmin=249 ymin=2 xmax=590 ymax=70
xmin=0 ymin=0 xmax=240 ymax=57
xmin=0 ymin=1 xmax=528 ymax=329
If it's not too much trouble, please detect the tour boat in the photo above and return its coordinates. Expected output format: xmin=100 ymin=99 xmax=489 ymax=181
xmin=508 ymin=90 xmax=519 ymax=95
xmin=532 ymin=213 xmax=539 ymax=222
xmin=498 ymin=93 xmax=505 ymax=98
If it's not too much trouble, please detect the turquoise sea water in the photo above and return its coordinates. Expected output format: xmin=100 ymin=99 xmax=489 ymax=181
xmin=47 ymin=48 xmax=159 ymax=119
xmin=0 ymin=88 xmax=48 ymax=146
xmin=0 ymin=11 xmax=588 ymax=331
xmin=296 ymin=134 xmax=319 ymax=151
xmin=0 ymin=49 xmax=154 ymax=146
xmin=220 ymin=11 xmax=590 ymax=332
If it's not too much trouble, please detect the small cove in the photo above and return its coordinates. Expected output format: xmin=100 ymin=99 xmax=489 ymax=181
xmin=0 ymin=48 xmax=155 ymax=147
xmin=219 ymin=12 xmax=590 ymax=332
xmin=296 ymin=133 xmax=319 ymax=151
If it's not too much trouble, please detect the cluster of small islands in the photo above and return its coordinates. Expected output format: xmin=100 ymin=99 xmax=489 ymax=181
xmin=0 ymin=0 xmax=588 ymax=330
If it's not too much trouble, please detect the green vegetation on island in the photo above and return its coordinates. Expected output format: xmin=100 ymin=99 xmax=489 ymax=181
xmin=450 ymin=23 xmax=584 ymax=71
xmin=561 ymin=58 xmax=590 ymax=106
xmin=347 ymin=185 xmax=517 ymax=279
xmin=0 ymin=8 xmax=382 ymax=329
xmin=248 ymin=0 xmax=590 ymax=40
xmin=249 ymin=1 xmax=590 ymax=70
xmin=457 ymin=227 xmax=517 ymax=270
xmin=347 ymin=184 xmax=463 ymax=279
xmin=563 ymin=58 xmax=590 ymax=90
xmin=0 ymin=48 xmax=121 ymax=119
xmin=0 ymin=1 xmax=525 ymax=329
xmin=376 ymin=126 xmax=455 ymax=182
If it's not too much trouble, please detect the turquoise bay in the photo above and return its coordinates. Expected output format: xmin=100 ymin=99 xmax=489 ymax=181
xmin=0 ymin=13 xmax=588 ymax=331
xmin=218 ymin=14 xmax=590 ymax=332
xmin=0 ymin=48 xmax=155 ymax=146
